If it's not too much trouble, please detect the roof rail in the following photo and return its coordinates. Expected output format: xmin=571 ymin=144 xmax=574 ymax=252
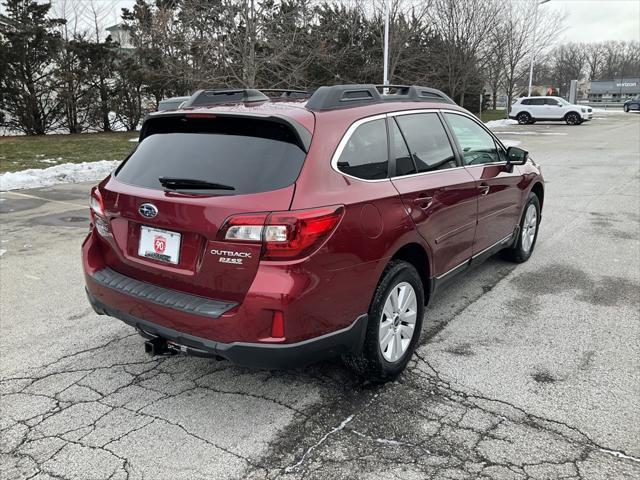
xmin=305 ymin=84 xmax=382 ymax=111
xmin=375 ymin=85 xmax=456 ymax=105
xmin=182 ymin=89 xmax=269 ymax=108
xmin=259 ymin=89 xmax=310 ymax=99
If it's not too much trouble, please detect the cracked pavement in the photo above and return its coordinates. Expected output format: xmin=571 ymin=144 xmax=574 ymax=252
xmin=1 ymin=112 xmax=639 ymax=479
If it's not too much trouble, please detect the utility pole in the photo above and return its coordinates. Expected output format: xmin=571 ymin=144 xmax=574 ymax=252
xmin=383 ymin=0 xmax=390 ymax=87
xmin=528 ymin=0 xmax=551 ymax=97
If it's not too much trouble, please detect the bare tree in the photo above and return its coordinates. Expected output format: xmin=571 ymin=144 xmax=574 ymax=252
xmin=584 ymin=42 xmax=603 ymax=80
xmin=499 ymin=0 xmax=565 ymax=108
xmin=428 ymin=0 xmax=502 ymax=105
xmin=549 ymin=43 xmax=586 ymax=95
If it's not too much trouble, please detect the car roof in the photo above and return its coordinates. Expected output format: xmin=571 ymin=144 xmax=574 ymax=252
xmin=147 ymin=97 xmax=469 ymax=135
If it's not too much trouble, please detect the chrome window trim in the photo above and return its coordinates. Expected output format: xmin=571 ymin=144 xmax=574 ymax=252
xmin=329 ymin=113 xmax=391 ymax=183
xmin=390 ymin=166 xmax=467 ymax=180
xmin=330 ymin=108 xmax=510 ymax=184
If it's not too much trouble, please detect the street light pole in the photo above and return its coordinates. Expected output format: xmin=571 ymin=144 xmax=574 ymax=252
xmin=383 ymin=0 xmax=390 ymax=86
xmin=527 ymin=0 xmax=551 ymax=97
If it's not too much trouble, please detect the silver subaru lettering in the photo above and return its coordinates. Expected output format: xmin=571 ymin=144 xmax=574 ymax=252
xmin=139 ymin=203 xmax=158 ymax=218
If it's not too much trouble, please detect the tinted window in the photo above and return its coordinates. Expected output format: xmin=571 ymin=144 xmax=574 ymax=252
xmin=390 ymin=119 xmax=415 ymax=176
xmin=530 ymin=98 xmax=545 ymax=106
xmin=395 ymin=113 xmax=456 ymax=173
xmin=116 ymin=116 xmax=306 ymax=195
xmin=521 ymin=99 xmax=531 ymax=105
xmin=444 ymin=113 xmax=501 ymax=166
xmin=545 ymin=98 xmax=559 ymax=105
xmin=337 ymin=119 xmax=388 ymax=180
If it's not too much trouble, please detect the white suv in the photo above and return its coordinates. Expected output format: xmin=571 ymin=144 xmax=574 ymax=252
xmin=509 ymin=96 xmax=593 ymax=125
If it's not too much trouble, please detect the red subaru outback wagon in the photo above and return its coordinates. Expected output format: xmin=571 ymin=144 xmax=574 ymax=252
xmin=83 ymin=85 xmax=544 ymax=382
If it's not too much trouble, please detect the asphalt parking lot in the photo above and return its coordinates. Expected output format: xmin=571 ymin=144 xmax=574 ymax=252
xmin=1 ymin=111 xmax=639 ymax=480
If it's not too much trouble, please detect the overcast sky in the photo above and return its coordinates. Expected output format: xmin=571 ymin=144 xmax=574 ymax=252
xmin=544 ymin=0 xmax=640 ymax=43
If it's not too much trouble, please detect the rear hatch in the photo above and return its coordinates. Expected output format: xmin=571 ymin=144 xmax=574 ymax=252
xmin=94 ymin=113 xmax=311 ymax=303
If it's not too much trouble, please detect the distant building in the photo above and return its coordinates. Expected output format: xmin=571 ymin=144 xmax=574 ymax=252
xmin=105 ymin=23 xmax=132 ymax=49
xmin=588 ymin=78 xmax=640 ymax=103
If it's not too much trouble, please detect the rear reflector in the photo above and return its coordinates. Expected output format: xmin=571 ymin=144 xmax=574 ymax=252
xmin=271 ymin=310 xmax=285 ymax=338
xmin=218 ymin=206 xmax=344 ymax=261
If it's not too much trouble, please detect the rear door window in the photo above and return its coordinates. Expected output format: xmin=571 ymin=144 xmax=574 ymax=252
xmin=116 ymin=116 xmax=307 ymax=195
xmin=394 ymin=113 xmax=457 ymax=173
xmin=336 ymin=119 xmax=389 ymax=180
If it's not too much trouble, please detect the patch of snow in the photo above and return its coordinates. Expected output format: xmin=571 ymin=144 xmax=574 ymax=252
xmin=0 ymin=160 xmax=121 ymax=191
xmin=492 ymin=131 xmax=567 ymax=136
xmin=39 ymin=159 xmax=59 ymax=164
xmin=485 ymin=118 xmax=518 ymax=128
xmin=500 ymin=139 xmax=522 ymax=147
xmin=129 ymin=137 xmax=139 ymax=142
xmin=0 ymin=249 xmax=6 ymax=257
xmin=590 ymin=108 xmax=625 ymax=114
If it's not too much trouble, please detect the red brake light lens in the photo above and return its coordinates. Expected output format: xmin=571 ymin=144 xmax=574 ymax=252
xmin=217 ymin=206 xmax=345 ymax=261
xmin=263 ymin=206 xmax=345 ymax=261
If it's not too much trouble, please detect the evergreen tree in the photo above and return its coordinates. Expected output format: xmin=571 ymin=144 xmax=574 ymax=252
xmin=0 ymin=0 xmax=64 ymax=134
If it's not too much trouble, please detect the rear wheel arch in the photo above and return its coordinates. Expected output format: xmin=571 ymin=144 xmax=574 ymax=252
xmin=389 ymin=243 xmax=430 ymax=305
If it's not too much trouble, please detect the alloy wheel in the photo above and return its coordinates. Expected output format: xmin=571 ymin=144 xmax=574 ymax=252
xmin=521 ymin=204 xmax=538 ymax=253
xmin=379 ymin=282 xmax=418 ymax=362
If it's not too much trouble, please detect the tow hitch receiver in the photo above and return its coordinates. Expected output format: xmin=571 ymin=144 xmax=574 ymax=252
xmin=144 ymin=337 xmax=176 ymax=356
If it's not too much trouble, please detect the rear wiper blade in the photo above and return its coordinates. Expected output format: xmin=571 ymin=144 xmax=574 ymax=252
xmin=159 ymin=177 xmax=235 ymax=191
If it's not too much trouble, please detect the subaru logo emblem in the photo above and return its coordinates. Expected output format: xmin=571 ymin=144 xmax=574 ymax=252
xmin=139 ymin=203 xmax=158 ymax=218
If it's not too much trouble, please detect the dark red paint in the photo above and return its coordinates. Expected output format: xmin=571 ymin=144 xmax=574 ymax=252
xmin=82 ymin=99 xmax=544 ymax=348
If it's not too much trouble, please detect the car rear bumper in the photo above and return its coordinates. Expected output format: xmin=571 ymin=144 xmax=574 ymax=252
xmin=86 ymin=289 xmax=367 ymax=369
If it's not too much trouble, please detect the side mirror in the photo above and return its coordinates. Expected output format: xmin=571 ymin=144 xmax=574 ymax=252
xmin=506 ymin=146 xmax=529 ymax=165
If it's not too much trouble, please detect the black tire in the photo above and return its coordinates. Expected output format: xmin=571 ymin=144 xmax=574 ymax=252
xmin=517 ymin=112 xmax=532 ymax=125
xmin=624 ymin=105 xmax=630 ymax=113
xmin=502 ymin=192 xmax=541 ymax=263
xmin=565 ymin=112 xmax=581 ymax=125
xmin=343 ymin=260 xmax=424 ymax=383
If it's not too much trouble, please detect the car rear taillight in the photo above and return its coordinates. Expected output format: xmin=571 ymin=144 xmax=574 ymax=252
xmin=89 ymin=186 xmax=104 ymax=218
xmin=217 ymin=206 xmax=345 ymax=261
xmin=89 ymin=187 xmax=110 ymax=236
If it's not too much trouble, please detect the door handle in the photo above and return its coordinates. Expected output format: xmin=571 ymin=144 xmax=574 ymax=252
xmin=413 ymin=195 xmax=433 ymax=209
xmin=479 ymin=184 xmax=490 ymax=196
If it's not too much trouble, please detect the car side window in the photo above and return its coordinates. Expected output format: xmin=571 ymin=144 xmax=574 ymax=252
xmin=545 ymin=98 xmax=559 ymax=106
xmin=530 ymin=98 xmax=545 ymax=106
xmin=444 ymin=113 xmax=501 ymax=166
xmin=394 ymin=113 xmax=457 ymax=174
xmin=336 ymin=119 xmax=388 ymax=180
xmin=521 ymin=99 xmax=531 ymax=105
xmin=390 ymin=119 xmax=416 ymax=176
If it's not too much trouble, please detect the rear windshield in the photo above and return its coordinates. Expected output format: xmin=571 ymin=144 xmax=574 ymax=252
xmin=116 ymin=116 xmax=306 ymax=195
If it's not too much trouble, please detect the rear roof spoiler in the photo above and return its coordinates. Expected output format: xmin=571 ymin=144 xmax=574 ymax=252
xmin=139 ymin=112 xmax=312 ymax=153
